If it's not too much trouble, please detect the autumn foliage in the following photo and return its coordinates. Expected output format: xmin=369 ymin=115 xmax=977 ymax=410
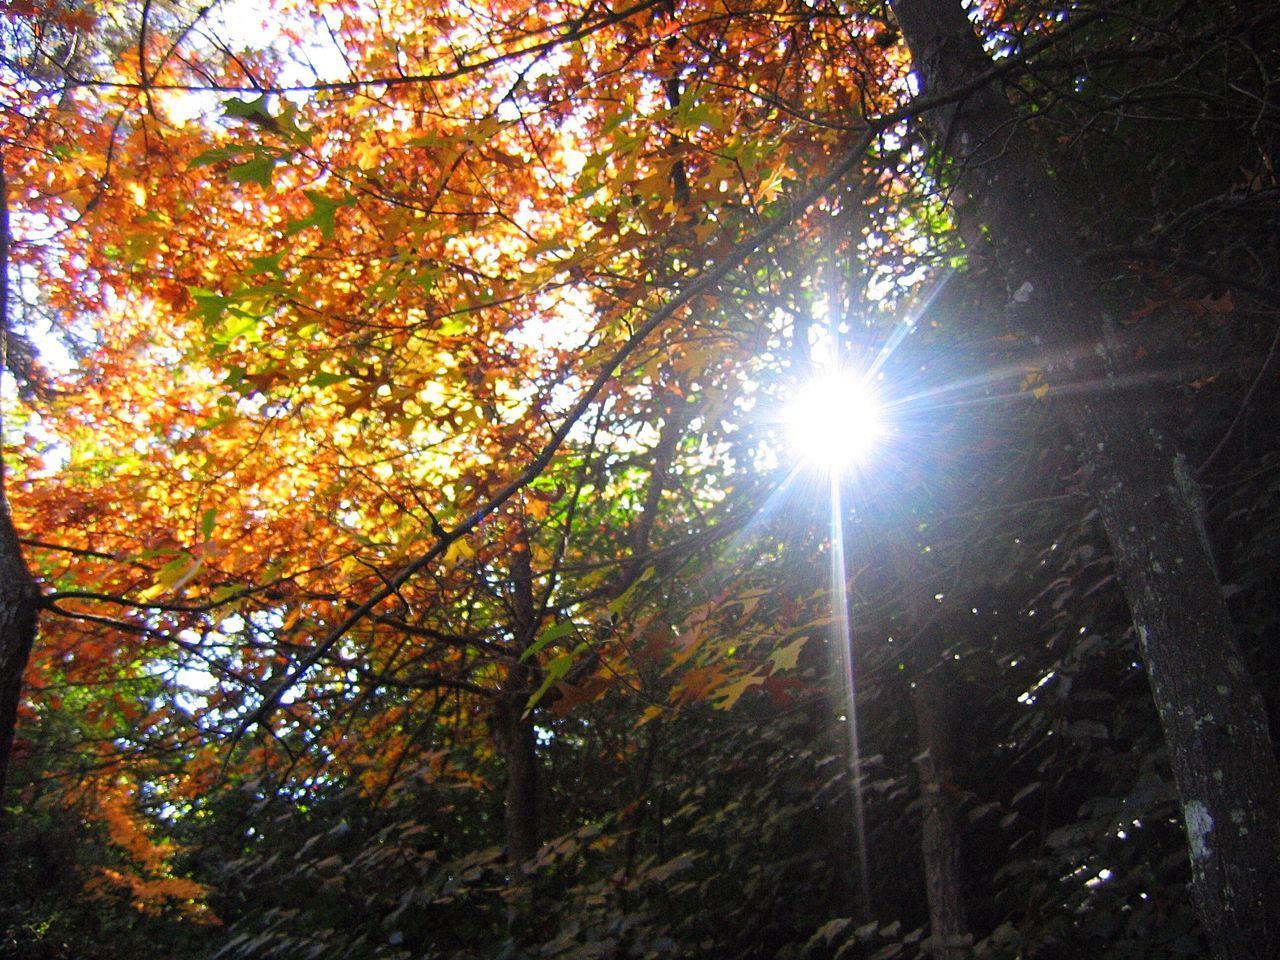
xmin=2 ymin=0 xmax=1279 ymax=957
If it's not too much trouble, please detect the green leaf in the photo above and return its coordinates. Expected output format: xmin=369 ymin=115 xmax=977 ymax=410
xmin=221 ymin=96 xmax=310 ymax=144
xmin=715 ymin=673 xmax=765 ymax=710
xmin=309 ymin=371 xmax=351 ymax=389
xmin=525 ymin=653 xmax=574 ymax=713
xmin=246 ymin=253 xmax=285 ymax=278
xmin=222 ymin=95 xmax=275 ymax=123
xmin=804 ymin=918 xmax=852 ymax=951
xmin=189 ymin=146 xmax=247 ymax=169
xmin=139 ymin=554 xmax=202 ymax=599
xmin=285 ymin=190 xmax=355 ymax=239
xmin=606 ymin=566 xmax=654 ymax=619
xmin=201 ymin=508 xmax=218 ymax=540
xmin=214 ymin=311 xmax=261 ymax=345
xmin=227 ymin=156 xmax=276 ymax=188
xmin=189 ymin=288 xmax=230 ymax=326
xmin=525 ymin=642 xmax=590 ymax=713
xmin=210 ymin=583 xmax=243 ymax=603
xmin=768 ymin=637 xmax=807 ymax=672
xmin=521 ymin=618 xmax=578 ymax=662
xmin=156 ymin=555 xmax=194 ymax=587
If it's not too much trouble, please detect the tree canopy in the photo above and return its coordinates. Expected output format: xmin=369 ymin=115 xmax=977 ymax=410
xmin=2 ymin=0 xmax=1278 ymax=958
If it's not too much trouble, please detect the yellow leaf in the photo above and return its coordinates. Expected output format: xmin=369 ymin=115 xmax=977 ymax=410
xmin=137 ymin=581 xmax=168 ymax=602
xmin=769 ymin=638 xmax=807 ymax=672
xmin=637 ymin=704 xmax=664 ymax=727
xmin=444 ymin=538 xmax=476 ymax=566
xmin=716 ymin=674 xmax=765 ymax=710
xmin=352 ymin=136 xmax=384 ymax=170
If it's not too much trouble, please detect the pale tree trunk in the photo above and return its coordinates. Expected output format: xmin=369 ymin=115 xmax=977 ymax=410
xmin=912 ymin=668 xmax=972 ymax=960
xmin=886 ymin=3 xmax=1280 ymax=957
xmin=0 ymin=153 xmax=41 ymax=811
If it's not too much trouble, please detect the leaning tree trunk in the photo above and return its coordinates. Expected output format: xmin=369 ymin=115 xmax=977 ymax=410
xmin=0 ymin=154 xmax=41 ymax=811
xmin=885 ymin=3 xmax=1280 ymax=957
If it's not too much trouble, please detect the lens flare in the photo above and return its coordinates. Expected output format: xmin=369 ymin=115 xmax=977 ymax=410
xmin=785 ymin=373 xmax=884 ymax=470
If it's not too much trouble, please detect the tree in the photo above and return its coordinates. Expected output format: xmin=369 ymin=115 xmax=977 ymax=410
xmin=0 ymin=148 xmax=41 ymax=809
xmin=1 ymin=0 xmax=1277 ymax=957
xmin=888 ymin=1 xmax=1280 ymax=955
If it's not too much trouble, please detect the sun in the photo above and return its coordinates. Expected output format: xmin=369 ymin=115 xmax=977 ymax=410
xmin=785 ymin=372 xmax=885 ymax=471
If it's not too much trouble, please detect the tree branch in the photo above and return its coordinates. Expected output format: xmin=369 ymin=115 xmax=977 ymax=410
xmin=226 ymin=5 xmax=1111 ymax=747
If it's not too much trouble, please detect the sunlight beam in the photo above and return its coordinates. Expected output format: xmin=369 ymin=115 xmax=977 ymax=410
xmin=829 ymin=476 xmax=873 ymax=918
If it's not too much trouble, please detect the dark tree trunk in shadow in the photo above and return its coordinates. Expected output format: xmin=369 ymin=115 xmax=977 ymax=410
xmin=492 ymin=531 xmax=541 ymax=946
xmin=500 ymin=535 xmax=540 ymax=871
xmin=0 ymin=154 xmax=41 ymax=813
xmin=887 ymin=4 xmax=1280 ymax=956
xmin=494 ymin=683 xmax=539 ymax=872
xmin=912 ymin=667 xmax=972 ymax=960
xmin=0 ymin=501 xmax=38 ymax=809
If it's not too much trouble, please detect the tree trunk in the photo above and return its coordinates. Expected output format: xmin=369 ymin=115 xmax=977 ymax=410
xmin=492 ymin=533 xmax=541 ymax=947
xmin=500 ymin=535 xmax=540 ymax=871
xmin=912 ymin=670 xmax=972 ymax=960
xmin=0 ymin=501 xmax=38 ymax=807
xmin=0 ymin=153 xmax=41 ymax=810
xmin=886 ymin=528 xmax=973 ymax=960
xmin=886 ymin=4 xmax=1280 ymax=957
xmin=496 ymin=686 xmax=539 ymax=869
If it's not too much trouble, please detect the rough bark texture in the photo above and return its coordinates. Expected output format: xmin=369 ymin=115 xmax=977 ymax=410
xmin=912 ymin=671 xmax=972 ymax=960
xmin=0 ymin=500 xmax=38 ymax=806
xmin=887 ymin=3 xmax=1280 ymax=957
xmin=0 ymin=154 xmax=41 ymax=808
